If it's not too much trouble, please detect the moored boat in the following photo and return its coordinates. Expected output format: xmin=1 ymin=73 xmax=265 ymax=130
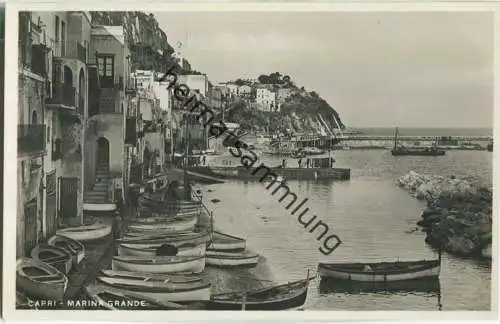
xmin=47 ymin=234 xmax=85 ymax=267
xmin=85 ymin=283 xmax=205 ymax=310
xmin=16 ymin=257 xmax=68 ymax=302
xmin=128 ymin=217 xmax=197 ymax=232
xmin=206 ymin=250 xmax=259 ymax=268
xmin=31 ymin=244 xmax=73 ymax=274
xmin=56 ymin=222 xmax=112 ymax=242
xmin=117 ymin=232 xmax=210 ymax=248
xmin=208 ymin=231 xmax=246 ymax=251
xmin=208 ymin=278 xmax=311 ymax=310
xmin=100 ymin=269 xmax=203 ymax=283
xmin=97 ymin=276 xmax=212 ymax=302
xmin=118 ymin=242 xmax=207 ymax=257
xmin=112 ymin=255 xmax=206 ymax=273
xmin=317 ymin=259 xmax=440 ymax=282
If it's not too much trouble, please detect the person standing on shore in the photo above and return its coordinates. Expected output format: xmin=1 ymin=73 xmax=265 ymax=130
xmin=298 ymin=158 xmax=302 ymax=168
xmin=306 ymin=158 xmax=310 ymax=168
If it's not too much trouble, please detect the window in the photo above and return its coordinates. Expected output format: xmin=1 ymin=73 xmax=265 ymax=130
xmin=55 ymin=16 xmax=59 ymax=43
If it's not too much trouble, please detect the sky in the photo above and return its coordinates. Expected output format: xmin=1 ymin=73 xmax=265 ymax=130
xmin=155 ymin=11 xmax=493 ymax=128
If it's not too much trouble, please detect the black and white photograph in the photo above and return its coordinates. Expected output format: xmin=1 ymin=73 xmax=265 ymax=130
xmin=3 ymin=2 xmax=497 ymax=320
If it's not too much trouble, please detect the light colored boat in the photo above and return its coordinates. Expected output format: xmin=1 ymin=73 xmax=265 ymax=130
xmin=132 ymin=214 xmax=197 ymax=224
xmin=56 ymin=222 xmax=111 ymax=242
xmin=206 ymin=250 xmax=259 ymax=268
xmin=47 ymin=235 xmax=85 ymax=268
xmin=124 ymin=228 xmax=195 ymax=237
xmin=31 ymin=244 xmax=73 ymax=274
xmin=112 ymin=255 xmax=206 ymax=273
xmin=118 ymin=242 xmax=207 ymax=257
xmin=84 ymin=283 xmax=202 ymax=310
xmin=100 ymin=269 xmax=203 ymax=283
xmin=129 ymin=217 xmax=197 ymax=232
xmin=139 ymin=208 xmax=200 ymax=218
xmin=317 ymin=260 xmax=440 ymax=282
xmin=117 ymin=232 xmax=210 ymax=249
xmin=208 ymin=231 xmax=246 ymax=251
xmin=97 ymin=276 xmax=211 ymax=302
xmin=16 ymin=257 xmax=68 ymax=302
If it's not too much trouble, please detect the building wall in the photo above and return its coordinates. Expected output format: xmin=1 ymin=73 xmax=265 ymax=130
xmin=90 ymin=35 xmax=125 ymax=83
xmin=178 ymin=75 xmax=208 ymax=96
xmin=87 ymin=114 xmax=124 ymax=178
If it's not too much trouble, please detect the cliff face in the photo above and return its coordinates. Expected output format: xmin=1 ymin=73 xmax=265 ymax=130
xmin=90 ymin=12 xmax=345 ymax=133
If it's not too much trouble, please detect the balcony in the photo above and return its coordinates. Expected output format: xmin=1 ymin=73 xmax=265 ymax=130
xmin=46 ymin=83 xmax=76 ymax=110
xmin=18 ymin=124 xmax=47 ymax=158
xmin=52 ymin=40 xmax=87 ymax=64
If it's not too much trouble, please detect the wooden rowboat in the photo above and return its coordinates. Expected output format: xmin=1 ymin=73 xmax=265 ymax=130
xmin=129 ymin=217 xmax=197 ymax=232
xmin=100 ymin=270 xmax=203 ymax=283
xmin=206 ymin=250 xmax=259 ymax=268
xmin=31 ymin=244 xmax=73 ymax=274
xmin=132 ymin=214 xmax=197 ymax=224
xmin=56 ymin=222 xmax=111 ymax=242
xmin=85 ymin=283 xmax=206 ymax=310
xmin=16 ymin=257 xmax=68 ymax=302
xmin=209 ymin=278 xmax=310 ymax=310
xmin=317 ymin=260 xmax=440 ymax=282
xmin=47 ymin=235 xmax=85 ymax=267
xmin=208 ymin=231 xmax=246 ymax=251
xmin=112 ymin=255 xmax=206 ymax=274
xmin=97 ymin=276 xmax=212 ymax=302
xmin=117 ymin=232 xmax=210 ymax=248
xmin=118 ymin=242 xmax=207 ymax=257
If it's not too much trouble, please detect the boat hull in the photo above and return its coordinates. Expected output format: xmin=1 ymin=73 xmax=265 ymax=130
xmin=208 ymin=231 xmax=246 ymax=251
xmin=118 ymin=243 xmax=206 ymax=257
xmin=208 ymin=282 xmax=308 ymax=310
xmin=129 ymin=218 xmax=197 ymax=232
xmin=48 ymin=235 xmax=85 ymax=267
xmin=391 ymin=149 xmax=446 ymax=156
xmin=317 ymin=261 xmax=440 ymax=282
xmin=112 ymin=256 xmax=206 ymax=274
xmin=16 ymin=258 xmax=68 ymax=303
xmin=56 ymin=223 xmax=112 ymax=242
xmin=206 ymin=251 xmax=259 ymax=268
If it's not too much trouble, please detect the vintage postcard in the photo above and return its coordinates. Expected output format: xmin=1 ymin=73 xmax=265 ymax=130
xmin=2 ymin=1 xmax=498 ymax=322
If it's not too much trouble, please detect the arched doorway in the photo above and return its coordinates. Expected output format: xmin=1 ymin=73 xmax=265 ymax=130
xmin=78 ymin=68 xmax=85 ymax=114
xmin=31 ymin=110 xmax=37 ymax=124
xmin=64 ymin=66 xmax=73 ymax=86
xmin=96 ymin=137 xmax=110 ymax=169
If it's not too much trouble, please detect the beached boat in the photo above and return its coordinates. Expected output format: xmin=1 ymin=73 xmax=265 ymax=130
xmin=56 ymin=222 xmax=111 ymax=242
xmin=318 ymin=276 xmax=441 ymax=294
xmin=16 ymin=291 xmax=36 ymax=309
xmin=97 ymin=276 xmax=211 ymax=302
xmin=47 ymin=235 xmax=85 ymax=267
xmin=118 ymin=242 xmax=207 ymax=257
xmin=100 ymin=270 xmax=203 ymax=283
xmin=317 ymin=260 xmax=440 ymax=282
xmin=16 ymin=257 xmax=68 ymax=302
xmin=128 ymin=217 xmax=198 ymax=232
xmin=117 ymin=232 xmax=210 ymax=248
xmin=208 ymin=231 xmax=246 ymax=251
xmin=206 ymin=250 xmax=259 ymax=268
xmin=85 ymin=283 xmax=206 ymax=310
xmin=31 ymin=244 xmax=73 ymax=274
xmin=124 ymin=228 xmax=195 ymax=237
xmin=112 ymin=255 xmax=206 ymax=273
xmin=138 ymin=207 xmax=200 ymax=218
xmin=302 ymin=147 xmax=325 ymax=155
xmin=208 ymin=278 xmax=310 ymax=310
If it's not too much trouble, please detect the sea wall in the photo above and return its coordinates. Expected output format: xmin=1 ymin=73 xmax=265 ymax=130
xmin=397 ymin=171 xmax=492 ymax=259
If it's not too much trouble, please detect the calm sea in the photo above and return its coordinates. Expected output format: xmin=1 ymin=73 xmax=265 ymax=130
xmin=201 ymin=129 xmax=492 ymax=311
xmin=349 ymin=127 xmax=493 ymax=137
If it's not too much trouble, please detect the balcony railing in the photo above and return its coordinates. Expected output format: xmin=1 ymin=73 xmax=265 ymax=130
xmin=18 ymin=124 xmax=46 ymax=157
xmin=47 ymin=83 xmax=76 ymax=109
xmin=52 ymin=40 xmax=87 ymax=64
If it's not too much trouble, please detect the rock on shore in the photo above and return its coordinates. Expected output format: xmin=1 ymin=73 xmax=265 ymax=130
xmin=397 ymin=171 xmax=492 ymax=259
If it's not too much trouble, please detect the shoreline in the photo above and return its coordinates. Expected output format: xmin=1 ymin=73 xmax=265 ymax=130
xmin=397 ymin=171 xmax=492 ymax=259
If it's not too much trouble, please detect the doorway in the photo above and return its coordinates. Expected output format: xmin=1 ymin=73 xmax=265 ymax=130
xmin=97 ymin=54 xmax=115 ymax=88
xmin=96 ymin=137 xmax=110 ymax=169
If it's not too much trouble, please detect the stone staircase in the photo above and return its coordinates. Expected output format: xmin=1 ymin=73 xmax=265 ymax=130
xmin=84 ymin=162 xmax=111 ymax=204
xmin=99 ymin=88 xmax=118 ymax=114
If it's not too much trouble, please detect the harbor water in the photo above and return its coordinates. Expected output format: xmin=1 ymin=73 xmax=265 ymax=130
xmin=201 ymin=148 xmax=492 ymax=311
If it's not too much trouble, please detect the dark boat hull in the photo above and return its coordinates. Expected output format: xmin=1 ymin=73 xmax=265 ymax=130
xmin=207 ymin=288 xmax=307 ymax=310
xmin=319 ymin=276 xmax=441 ymax=294
xmin=189 ymin=166 xmax=350 ymax=181
xmin=391 ymin=149 xmax=446 ymax=156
